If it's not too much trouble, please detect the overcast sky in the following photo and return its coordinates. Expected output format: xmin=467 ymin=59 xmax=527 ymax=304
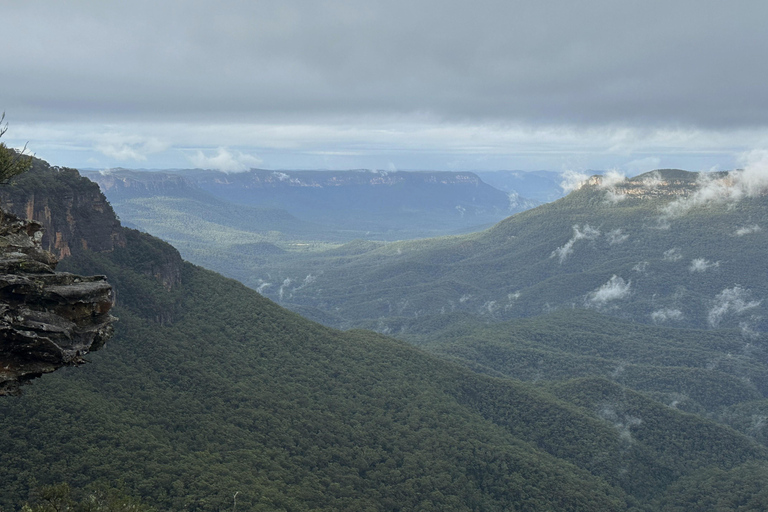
xmin=3 ymin=0 xmax=768 ymax=173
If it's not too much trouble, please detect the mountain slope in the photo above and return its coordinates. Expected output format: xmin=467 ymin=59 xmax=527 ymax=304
xmin=3 ymin=164 xmax=767 ymax=510
xmin=2 ymin=232 xmax=633 ymax=511
xmin=252 ymin=169 xmax=768 ymax=332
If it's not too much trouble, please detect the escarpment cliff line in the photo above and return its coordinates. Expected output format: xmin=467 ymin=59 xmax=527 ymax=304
xmin=0 ymin=159 xmax=125 ymax=260
xmin=0 ymin=209 xmax=115 ymax=395
xmin=0 ymin=163 xmax=119 ymax=395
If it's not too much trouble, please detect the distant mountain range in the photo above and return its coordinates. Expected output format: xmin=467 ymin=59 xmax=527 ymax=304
xmin=82 ymin=168 xmax=568 ymax=296
xmin=83 ymin=168 xmax=559 ymax=242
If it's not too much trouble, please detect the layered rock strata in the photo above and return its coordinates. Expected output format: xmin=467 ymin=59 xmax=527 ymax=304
xmin=0 ymin=209 xmax=114 ymax=395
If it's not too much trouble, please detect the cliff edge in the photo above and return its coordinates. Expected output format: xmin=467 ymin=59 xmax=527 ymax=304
xmin=0 ymin=208 xmax=115 ymax=395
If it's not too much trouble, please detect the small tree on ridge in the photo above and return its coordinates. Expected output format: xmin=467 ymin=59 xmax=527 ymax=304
xmin=0 ymin=112 xmax=32 ymax=184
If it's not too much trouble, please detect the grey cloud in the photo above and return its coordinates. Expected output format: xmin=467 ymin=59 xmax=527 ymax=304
xmin=4 ymin=0 xmax=768 ymax=129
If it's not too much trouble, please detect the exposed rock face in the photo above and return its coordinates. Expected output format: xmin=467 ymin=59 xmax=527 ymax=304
xmin=0 ymin=209 xmax=115 ymax=396
xmin=0 ymin=161 xmax=125 ymax=260
xmin=586 ymin=169 xmax=703 ymax=200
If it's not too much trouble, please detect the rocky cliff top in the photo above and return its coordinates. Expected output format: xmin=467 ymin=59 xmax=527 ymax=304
xmin=0 ymin=159 xmax=125 ymax=259
xmin=0 ymin=209 xmax=115 ymax=395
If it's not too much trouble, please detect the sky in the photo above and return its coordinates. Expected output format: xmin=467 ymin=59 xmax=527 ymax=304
xmin=3 ymin=0 xmax=768 ymax=174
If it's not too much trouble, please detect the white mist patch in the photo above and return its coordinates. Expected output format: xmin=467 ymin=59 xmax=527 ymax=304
xmin=651 ymin=308 xmax=684 ymax=323
xmin=689 ymin=258 xmax=720 ymax=273
xmin=189 ymin=147 xmax=262 ymax=172
xmin=586 ymin=276 xmax=631 ymax=308
xmin=597 ymin=170 xmax=629 ymax=203
xmin=95 ymin=135 xmax=168 ymax=162
xmin=632 ymin=261 xmax=649 ymax=273
xmin=606 ymin=228 xmax=629 ymax=245
xmin=598 ymin=170 xmax=628 ymax=189
xmin=278 ymin=278 xmax=292 ymax=301
xmin=551 ymin=224 xmax=601 ymax=263
xmin=598 ymin=405 xmax=642 ymax=445
xmin=735 ymin=224 xmax=761 ymax=236
xmin=663 ymin=151 xmax=768 ymax=218
xmin=290 ymin=273 xmax=317 ymax=293
xmin=740 ymin=322 xmax=761 ymax=340
xmin=482 ymin=301 xmax=498 ymax=315
xmin=560 ymin=169 xmax=590 ymax=194
xmin=256 ymin=282 xmax=272 ymax=294
xmin=504 ymin=291 xmax=522 ymax=311
xmin=641 ymin=170 xmax=663 ymax=189
xmin=708 ymin=286 xmax=762 ymax=328
xmin=610 ymin=363 xmax=625 ymax=378
xmin=271 ymin=171 xmax=301 ymax=184
xmin=662 ymin=248 xmax=683 ymax=261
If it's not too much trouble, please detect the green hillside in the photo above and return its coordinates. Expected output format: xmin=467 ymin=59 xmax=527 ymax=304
xmin=1 ymin=230 xmax=628 ymax=511
xmin=3 ymin=166 xmax=768 ymax=510
xmin=405 ymin=308 xmax=768 ymax=409
xmin=247 ymin=170 xmax=768 ymax=332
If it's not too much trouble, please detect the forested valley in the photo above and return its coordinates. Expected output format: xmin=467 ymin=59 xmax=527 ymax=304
xmin=2 ymin=161 xmax=768 ymax=510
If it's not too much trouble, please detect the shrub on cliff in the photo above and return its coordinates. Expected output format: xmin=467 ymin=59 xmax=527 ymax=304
xmin=0 ymin=112 xmax=32 ymax=184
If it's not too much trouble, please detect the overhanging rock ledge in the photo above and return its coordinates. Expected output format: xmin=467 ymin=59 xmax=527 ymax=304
xmin=0 ymin=209 xmax=115 ymax=396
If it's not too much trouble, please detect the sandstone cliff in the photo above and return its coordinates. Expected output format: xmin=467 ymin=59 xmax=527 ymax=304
xmin=0 ymin=209 xmax=115 ymax=395
xmin=0 ymin=158 xmax=125 ymax=260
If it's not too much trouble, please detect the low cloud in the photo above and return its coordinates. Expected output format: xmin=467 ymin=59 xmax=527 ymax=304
xmin=598 ymin=170 xmax=628 ymax=189
xmin=663 ymin=248 xmax=683 ymax=261
xmin=735 ymin=224 xmax=761 ymax=236
xmin=708 ymin=286 xmax=761 ymax=328
xmin=606 ymin=228 xmax=629 ymax=245
xmin=551 ymin=224 xmax=600 ymax=263
xmin=278 ymin=277 xmax=292 ymax=301
xmin=559 ymin=169 xmax=590 ymax=194
xmin=663 ymin=150 xmax=768 ymax=218
xmin=689 ymin=258 xmax=720 ymax=273
xmin=95 ymin=136 xmax=168 ymax=162
xmin=188 ymin=147 xmax=262 ymax=172
xmin=597 ymin=170 xmax=629 ymax=203
xmin=651 ymin=308 xmax=684 ymax=323
xmin=598 ymin=404 xmax=642 ymax=445
xmin=640 ymin=170 xmax=663 ymax=189
xmin=586 ymin=275 xmax=631 ymax=308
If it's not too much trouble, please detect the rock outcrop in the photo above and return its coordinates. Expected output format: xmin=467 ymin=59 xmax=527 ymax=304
xmin=0 ymin=160 xmax=125 ymax=260
xmin=0 ymin=209 xmax=115 ymax=396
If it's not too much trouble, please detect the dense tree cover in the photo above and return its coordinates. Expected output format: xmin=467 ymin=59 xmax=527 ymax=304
xmin=400 ymin=308 xmax=768 ymax=436
xmin=657 ymin=462 xmax=768 ymax=511
xmin=21 ymin=483 xmax=154 ymax=512
xmin=2 ymin=223 xmax=763 ymax=510
xmin=3 ymin=230 xmax=633 ymax=511
xmin=4 ymin=165 xmax=768 ymax=510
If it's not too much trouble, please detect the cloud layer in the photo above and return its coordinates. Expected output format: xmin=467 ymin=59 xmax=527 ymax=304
xmin=4 ymin=1 xmax=768 ymax=170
